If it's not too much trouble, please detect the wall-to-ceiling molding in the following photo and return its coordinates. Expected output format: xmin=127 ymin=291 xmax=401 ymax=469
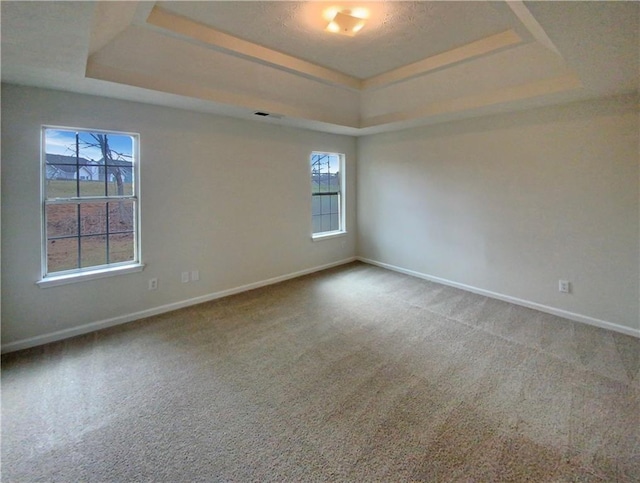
xmin=146 ymin=6 xmax=362 ymax=90
xmin=361 ymin=30 xmax=523 ymax=90
xmin=3 ymin=1 xmax=638 ymax=134
xmin=86 ymin=60 xmax=362 ymax=129
xmin=146 ymin=6 xmax=526 ymax=94
xmin=81 ymin=1 xmax=593 ymax=132
xmin=86 ymin=24 xmax=362 ymax=129
xmin=505 ymin=0 xmax=561 ymax=55
xmin=361 ymin=73 xmax=583 ymax=128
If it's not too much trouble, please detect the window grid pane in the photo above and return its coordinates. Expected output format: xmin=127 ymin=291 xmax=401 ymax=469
xmin=47 ymin=237 xmax=79 ymax=273
xmin=46 ymin=204 xmax=78 ymax=238
xmin=80 ymin=203 xmax=107 ymax=236
xmin=80 ymin=235 xmax=107 ymax=268
xmin=109 ymin=233 xmax=135 ymax=264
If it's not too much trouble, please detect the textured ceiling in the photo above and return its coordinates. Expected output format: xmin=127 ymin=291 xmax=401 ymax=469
xmin=1 ymin=1 xmax=638 ymax=136
xmin=158 ymin=1 xmax=525 ymax=79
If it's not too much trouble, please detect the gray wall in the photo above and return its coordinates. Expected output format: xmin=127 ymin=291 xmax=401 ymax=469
xmin=1 ymin=84 xmax=357 ymax=347
xmin=357 ymin=96 xmax=639 ymax=332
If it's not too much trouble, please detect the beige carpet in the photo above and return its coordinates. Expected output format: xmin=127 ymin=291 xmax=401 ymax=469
xmin=2 ymin=262 xmax=639 ymax=481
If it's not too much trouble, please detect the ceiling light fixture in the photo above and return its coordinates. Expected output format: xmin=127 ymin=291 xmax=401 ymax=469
xmin=325 ymin=9 xmax=368 ymax=37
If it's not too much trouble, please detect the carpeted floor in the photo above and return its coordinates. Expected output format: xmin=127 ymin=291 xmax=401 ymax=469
xmin=2 ymin=262 xmax=639 ymax=481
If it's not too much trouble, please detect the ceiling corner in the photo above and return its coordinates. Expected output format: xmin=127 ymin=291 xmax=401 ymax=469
xmin=88 ymin=1 xmax=139 ymax=56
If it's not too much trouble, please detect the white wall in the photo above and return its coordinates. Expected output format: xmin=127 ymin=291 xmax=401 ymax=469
xmin=358 ymin=96 xmax=639 ymax=333
xmin=1 ymin=84 xmax=357 ymax=348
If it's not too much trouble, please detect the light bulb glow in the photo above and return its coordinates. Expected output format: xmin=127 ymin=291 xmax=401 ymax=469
xmin=351 ymin=7 xmax=369 ymax=19
xmin=322 ymin=7 xmax=339 ymax=22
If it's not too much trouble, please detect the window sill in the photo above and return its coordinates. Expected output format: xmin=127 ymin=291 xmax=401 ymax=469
xmin=312 ymin=231 xmax=347 ymax=241
xmin=37 ymin=263 xmax=145 ymax=288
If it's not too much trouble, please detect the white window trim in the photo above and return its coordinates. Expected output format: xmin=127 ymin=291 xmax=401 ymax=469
xmin=310 ymin=151 xmax=346 ymax=239
xmin=39 ymin=126 xmax=142 ymax=286
xmin=312 ymin=230 xmax=348 ymax=241
xmin=37 ymin=263 xmax=145 ymax=288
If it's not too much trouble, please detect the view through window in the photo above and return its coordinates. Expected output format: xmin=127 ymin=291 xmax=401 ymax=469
xmin=311 ymin=152 xmax=344 ymax=236
xmin=43 ymin=127 xmax=139 ymax=277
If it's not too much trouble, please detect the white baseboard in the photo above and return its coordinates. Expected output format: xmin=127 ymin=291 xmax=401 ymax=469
xmin=358 ymin=257 xmax=640 ymax=339
xmin=1 ymin=257 xmax=357 ymax=354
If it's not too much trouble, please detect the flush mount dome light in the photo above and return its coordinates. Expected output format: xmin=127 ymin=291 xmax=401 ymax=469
xmin=325 ymin=9 xmax=368 ymax=37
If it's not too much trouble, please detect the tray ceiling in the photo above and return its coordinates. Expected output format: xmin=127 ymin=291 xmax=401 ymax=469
xmin=156 ymin=1 xmax=526 ymax=80
xmin=2 ymin=1 xmax=638 ymax=135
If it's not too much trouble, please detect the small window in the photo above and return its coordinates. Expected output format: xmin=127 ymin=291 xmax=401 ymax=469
xmin=41 ymin=127 xmax=140 ymax=282
xmin=311 ymin=152 xmax=345 ymax=237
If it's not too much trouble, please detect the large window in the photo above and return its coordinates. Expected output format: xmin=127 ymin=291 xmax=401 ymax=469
xmin=311 ymin=152 xmax=345 ymax=237
xmin=41 ymin=127 xmax=140 ymax=284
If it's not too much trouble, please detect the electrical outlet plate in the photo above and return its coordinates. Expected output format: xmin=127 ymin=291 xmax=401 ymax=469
xmin=191 ymin=270 xmax=200 ymax=281
xmin=181 ymin=272 xmax=190 ymax=283
xmin=559 ymin=280 xmax=570 ymax=293
xmin=148 ymin=278 xmax=158 ymax=290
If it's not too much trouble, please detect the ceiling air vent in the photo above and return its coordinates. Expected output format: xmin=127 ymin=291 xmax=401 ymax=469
xmin=253 ymin=112 xmax=283 ymax=120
